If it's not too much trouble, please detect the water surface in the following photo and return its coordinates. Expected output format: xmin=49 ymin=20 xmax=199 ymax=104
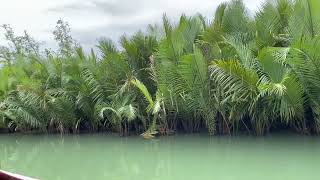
xmin=0 ymin=133 xmax=319 ymax=180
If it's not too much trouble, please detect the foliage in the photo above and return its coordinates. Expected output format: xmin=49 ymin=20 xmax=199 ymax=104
xmin=1 ymin=0 xmax=320 ymax=136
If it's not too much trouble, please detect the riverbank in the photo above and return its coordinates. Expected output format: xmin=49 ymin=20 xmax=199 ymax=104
xmin=0 ymin=128 xmax=313 ymax=138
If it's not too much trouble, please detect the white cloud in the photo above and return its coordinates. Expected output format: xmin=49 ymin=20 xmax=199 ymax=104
xmin=0 ymin=0 xmax=264 ymax=50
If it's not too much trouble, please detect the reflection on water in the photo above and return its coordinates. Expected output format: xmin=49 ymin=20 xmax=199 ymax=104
xmin=0 ymin=133 xmax=319 ymax=180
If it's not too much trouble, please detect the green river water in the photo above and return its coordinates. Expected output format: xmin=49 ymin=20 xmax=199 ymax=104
xmin=0 ymin=133 xmax=319 ymax=180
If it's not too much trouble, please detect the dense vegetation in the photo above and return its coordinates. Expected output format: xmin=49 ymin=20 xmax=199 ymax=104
xmin=1 ymin=0 xmax=320 ymax=136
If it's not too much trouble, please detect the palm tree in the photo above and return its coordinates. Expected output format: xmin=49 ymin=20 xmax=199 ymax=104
xmin=1 ymin=0 xmax=320 ymax=136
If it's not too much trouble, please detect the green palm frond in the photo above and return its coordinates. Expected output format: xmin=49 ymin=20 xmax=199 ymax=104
xmin=210 ymin=60 xmax=259 ymax=102
xmin=119 ymin=104 xmax=137 ymax=121
xmin=81 ymin=68 xmax=107 ymax=103
xmin=221 ymin=0 xmax=253 ymax=35
xmin=223 ymin=34 xmax=255 ymax=68
xmin=289 ymin=0 xmax=320 ymax=44
xmin=257 ymin=47 xmax=304 ymax=123
xmin=255 ymin=0 xmax=293 ymax=47
xmin=131 ymin=78 xmax=154 ymax=111
xmin=97 ymin=38 xmax=118 ymax=59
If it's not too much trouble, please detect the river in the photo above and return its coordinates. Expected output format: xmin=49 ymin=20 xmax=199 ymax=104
xmin=0 ymin=133 xmax=319 ymax=180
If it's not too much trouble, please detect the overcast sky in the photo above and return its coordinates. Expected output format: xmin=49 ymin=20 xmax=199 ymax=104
xmin=0 ymin=0 xmax=264 ymax=50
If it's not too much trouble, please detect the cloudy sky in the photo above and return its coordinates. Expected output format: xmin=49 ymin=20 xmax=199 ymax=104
xmin=0 ymin=0 xmax=264 ymax=50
